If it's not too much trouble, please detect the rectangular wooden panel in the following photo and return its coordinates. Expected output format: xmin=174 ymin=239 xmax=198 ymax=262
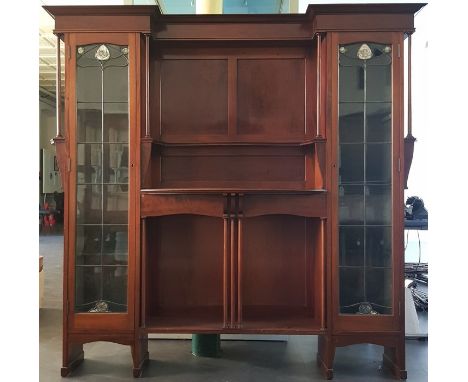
xmin=141 ymin=193 xmax=224 ymax=218
xmin=162 ymin=155 xmax=304 ymax=184
xmin=160 ymin=59 xmax=228 ymax=137
xmin=243 ymin=193 xmax=327 ymax=218
xmin=147 ymin=215 xmax=224 ymax=320
xmin=158 ymin=145 xmax=305 ymax=187
xmin=242 ymin=215 xmax=312 ymax=308
xmin=237 ymin=58 xmax=305 ymax=137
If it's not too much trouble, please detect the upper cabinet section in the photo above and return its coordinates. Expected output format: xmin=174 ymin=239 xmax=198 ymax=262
xmin=152 ymin=45 xmax=311 ymax=143
xmin=44 ymin=3 xmax=426 ymax=39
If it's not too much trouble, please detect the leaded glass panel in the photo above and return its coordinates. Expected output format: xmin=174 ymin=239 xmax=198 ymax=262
xmin=338 ymin=42 xmax=393 ymax=315
xmin=75 ymin=44 xmax=129 ymax=313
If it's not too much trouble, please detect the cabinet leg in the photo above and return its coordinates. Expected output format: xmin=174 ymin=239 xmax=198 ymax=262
xmin=383 ymin=338 xmax=407 ymax=379
xmin=317 ymin=335 xmax=335 ymax=380
xmin=131 ymin=335 xmax=149 ymax=378
xmin=61 ymin=342 xmax=84 ymax=377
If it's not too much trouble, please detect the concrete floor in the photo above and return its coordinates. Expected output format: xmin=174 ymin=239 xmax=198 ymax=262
xmin=40 ymin=233 xmax=428 ymax=381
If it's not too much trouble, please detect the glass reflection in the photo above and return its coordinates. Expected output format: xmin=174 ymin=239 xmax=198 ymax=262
xmin=339 ymin=103 xmax=364 ymax=143
xmin=339 ymin=226 xmax=364 ymax=266
xmin=366 ymin=143 xmax=391 ymax=184
xmin=339 ymin=185 xmax=364 ymax=225
xmin=339 ymin=144 xmax=364 ymax=183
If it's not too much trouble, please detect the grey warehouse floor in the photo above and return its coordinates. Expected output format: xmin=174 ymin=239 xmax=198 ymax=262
xmin=40 ymin=233 xmax=428 ymax=382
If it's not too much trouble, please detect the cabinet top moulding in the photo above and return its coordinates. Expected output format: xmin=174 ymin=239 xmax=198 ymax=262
xmin=149 ymin=138 xmax=326 ymax=148
xmin=141 ymin=188 xmax=327 ymax=195
xmin=44 ymin=3 xmax=426 ymax=37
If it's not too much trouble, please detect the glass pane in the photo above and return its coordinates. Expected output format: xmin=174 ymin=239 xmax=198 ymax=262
xmin=76 ymin=65 xmax=101 ymax=103
xmin=339 ymin=65 xmax=364 ymax=103
xmin=75 ymin=266 xmax=101 ymax=312
xmin=103 ymin=185 xmax=128 ymax=224
xmin=339 ymin=226 xmax=364 ymax=266
xmin=366 ymin=65 xmax=391 ymax=102
xmin=339 ymin=103 xmax=364 ymax=143
xmin=77 ymin=103 xmax=101 ymax=142
xmin=366 ymin=268 xmax=392 ymax=314
xmin=339 ymin=185 xmax=364 ymax=225
xmin=76 ymin=225 xmax=102 ymax=265
xmin=366 ymin=226 xmax=392 ymax=267
xmin=339 ymin=267 xmax=365 ymax=314
xmin=103 ymin=144 xmax=128 ymax=184
xmin=75 ymin=43 xmax=129 ymax=313
xmin=77 ymin=144 xmax=101 ymax=184
xmin=104 ymin=102 xmax=128 ymax=142
xmin=102 ymin=225 xmax=128 ymax=265
xmin=76 ymin=185 xmax=101 ymax=224
xmin=102 ymin=266 xmax=128 ymax=312
xmin=366 ymin=143 xmax=391 ymax=184
xmin=338 ymin=42 xmax=393 ymax=315
xmin=366 ymin=185 xmax=392 ymax=225
xmin=339 ymin=144 xmax=364 ymax=183
xmin=366 ymin=102 xmax=391 ymax=142
xmin=104 ymin=64 xmax=128 ymax=102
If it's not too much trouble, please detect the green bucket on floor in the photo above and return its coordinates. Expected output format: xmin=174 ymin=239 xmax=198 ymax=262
xmin=192 ymin=334 xmax=221 ymax=357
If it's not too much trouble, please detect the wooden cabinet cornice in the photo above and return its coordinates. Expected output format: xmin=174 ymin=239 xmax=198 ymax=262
xmin=45 ymin=2 xmax=426 ymax=379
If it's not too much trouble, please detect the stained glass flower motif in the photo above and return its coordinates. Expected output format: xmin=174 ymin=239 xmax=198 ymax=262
xmin=357 ymin=43 xmax=373 ymax=60
xmin=95 ymin=44 xmax=110 ymax=61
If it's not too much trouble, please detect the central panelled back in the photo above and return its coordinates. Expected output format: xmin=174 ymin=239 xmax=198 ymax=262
xmin=154 ymin=46 xmax=310 ymax=189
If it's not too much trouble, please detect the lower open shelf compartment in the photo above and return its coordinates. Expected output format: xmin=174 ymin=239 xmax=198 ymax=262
xmin=143 ymin=213 xmax=325 ymax=334
xmin=145 ymin=305 xmax=320 ymax=334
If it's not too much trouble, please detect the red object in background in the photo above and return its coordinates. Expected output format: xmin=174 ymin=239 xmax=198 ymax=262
xmin=48 ymin=214 xmax=56 ymax=228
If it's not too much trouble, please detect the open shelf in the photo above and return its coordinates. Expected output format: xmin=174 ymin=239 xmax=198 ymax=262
xmin=238 ymin=215 xmax=323 ymax=331
xmin=145 ymin=215 xmax=224 ymax=330
xmin=141 ymin=137 xmax=327 ymax=191
xmin=146 ymin=307 xmax=223 ymax=333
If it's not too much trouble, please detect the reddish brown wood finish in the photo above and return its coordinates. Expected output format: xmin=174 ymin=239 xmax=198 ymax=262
xmin=46 ymin=3 xmax=425 ymax=379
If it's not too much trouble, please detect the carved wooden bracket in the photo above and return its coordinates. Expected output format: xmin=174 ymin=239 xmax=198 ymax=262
xmin=141 ymin=137 xmax=153 ymax=189
xmin=314 ymin=139 xmax=326 ymax=190
xmin=52 ymin=136 xmax=69 ymax=194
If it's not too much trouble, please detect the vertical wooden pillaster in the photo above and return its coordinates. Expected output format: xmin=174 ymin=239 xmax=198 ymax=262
xmin=55 ymin=33 xmax=62 ymax=138
xmin=141 ymin=34 xmax=153 ymax=188
xmin=230 ymin=194 xmax=237 ymax=328
xmin=145 ymin=33 xmax=150 ymax=139
xmin=223 ymin=193 xmax=243 ymax=329
xmin=237 ymin=194 xmax=243 ymax=328
xmin=223 ymin=194 xmax=231 ymax=328
xmin=53 ymin=33 xmax=69 ymax=181
xmin=141 ymin=218 xmax=147 ymax=329
xmin=407 ymin=34 xmax=412 ymax=138
xmin=320 ymin=218 xmax=326 ymax=330
xmin=316 ymin=32 xmax=321 ymax=138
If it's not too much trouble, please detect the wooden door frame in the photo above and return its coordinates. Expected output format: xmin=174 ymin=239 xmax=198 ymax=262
xmin=329 ymin=31 xmax=404 ymax=333
xmin=65 ymin=32 xmax=140 ymax=332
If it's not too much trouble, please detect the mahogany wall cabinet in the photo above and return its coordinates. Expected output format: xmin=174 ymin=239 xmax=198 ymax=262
xmin=45 ymin=3 xmax=425 ymax=379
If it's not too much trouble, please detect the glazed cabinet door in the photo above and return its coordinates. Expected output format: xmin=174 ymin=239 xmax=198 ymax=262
xmin=67 ymin=33 xmax=139 ymax=331
xmin=331 ymin=32 xmax=404 ymax=332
